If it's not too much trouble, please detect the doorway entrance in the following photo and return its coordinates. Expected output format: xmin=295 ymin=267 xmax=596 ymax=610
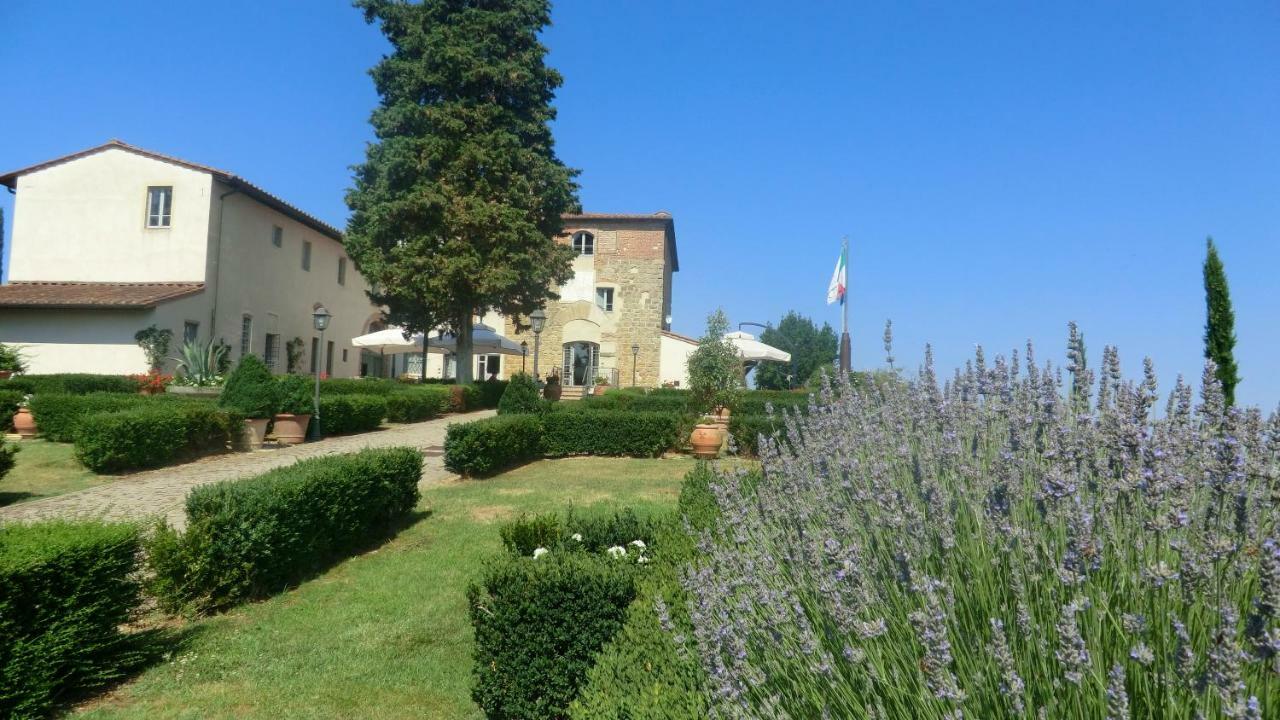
xmin=562 ymin=341 xmax=599 ymax=386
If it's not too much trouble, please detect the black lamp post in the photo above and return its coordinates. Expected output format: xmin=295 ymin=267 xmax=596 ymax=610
xmin=521 ymin=340 xmax=528 ymax=373
xmin=631 ymin=343 xmax=640 ymax=387
xmin=311 ymin=305 xmax=331 ymax=440
xmin=530 ymin=309 xmax=546 ymax=382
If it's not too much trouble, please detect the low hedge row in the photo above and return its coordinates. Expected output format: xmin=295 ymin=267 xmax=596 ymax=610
xmin=319 ymin=377 xmax=400 ymax=396
xmin=74 ymin=403 xmax=244 ymax=473
xmin=146 ymin=447 xmax=423 ymax=614
xmin=444 ymin=414 xmax=544 ymax=477
xmin=444 ymin=410 xmax=683 ymax=477
xmin=570 ymin=464 xmax=725 ymax=719
xmin=543 ymin=410 xmax=682 ymax=458
xmin=1 ymin=521 xmax=143 ymax=718
xmin=500 ymin=507 xmax=662 ymax=557
xmin=469 ymin=550 xmax=642 ymax=720
xmin=385 ymin=386 xmax=451 ymax=423
xmin=0 ymin=373 xmax=139 ymax=397
xmin=728 ymin=414 xmax=786 ymax=457
xmin=28 ymin=393 xmax=154 ymax=443
xmin=317 ymin=394 xmax=387 ymax=435
xmin=579 ymin=392 xmax=692 ymax=414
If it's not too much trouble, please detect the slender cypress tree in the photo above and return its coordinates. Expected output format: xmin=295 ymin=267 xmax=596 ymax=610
xmin=346 ymin=0 xmax=579 ymax=383
xmin=1202 ymin=237 xmax=1240 ymax=405
xmin=1 ymin=207 xmax=6 ymax=281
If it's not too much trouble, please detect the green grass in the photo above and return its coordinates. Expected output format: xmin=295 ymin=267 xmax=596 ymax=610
xmin=0 ymin=439 xmax=107 ymax=506
xmin=75 ymin=456 xmax=696 ymax=719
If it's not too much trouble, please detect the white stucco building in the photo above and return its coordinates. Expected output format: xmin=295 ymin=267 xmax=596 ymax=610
xmin=0 ymin=140 xmax=381 ymax=376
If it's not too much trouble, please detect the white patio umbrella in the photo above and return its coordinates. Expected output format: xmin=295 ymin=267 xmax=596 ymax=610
xmin=350 ymin=328 xmax=424 ymax=354
xmin=724 ymin=330 xmax=791 ymax=363
xmin=427 ymin=323 xmax=524 ymax=356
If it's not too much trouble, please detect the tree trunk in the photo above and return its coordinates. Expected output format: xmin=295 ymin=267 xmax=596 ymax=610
xmin=456 ymin=310 xmax=474 ymax=384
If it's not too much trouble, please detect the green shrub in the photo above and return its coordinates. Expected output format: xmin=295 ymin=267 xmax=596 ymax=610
xmin=0 ymin=389 xmax=23 ymax=431
xmin=734 ymin=389 xmax=812 ymax=416
xmin=727 ymin=414 xmax=786 ymax=456
xmin=471 ymin=380 xmax=508 ymax=409
xmin=0 ymin=435 xmax=14 ymax=482
xmin=0 ymin=373 xmax=140 ymax=396
xmin=385 ymin=386 xmax=450 ymax=422
xmin=218 ymin=355 xmax=279 ymax=419
xmin=73 ymin=403 xmax=243 ymax=473
xmin=28 ymin=393 xmax=149 ymax=442
xmin=500 ymin=507 xmax=661 ymax=557
xmin=469 ymin=552 xmax=641 ymax=720
xmin=146 ymin=447 xmax=422 ymax=614
xmin=497 ymin=373 xmax=542 ymax=415
xmin=276 ymin=373 xmax=314 ymax=414
xmin=320 ymin=377 xmax=399 ymax=395
xmin=317 ymin=394 xmax=386 ymax=435
xmin=542 ymin=410 xmax=680 ymax=458
xmin=0 ymin=521 xmax=143 ymax=718
xmin=579 ymin=391 xmax=692 ymax=414
xmin=443 ymin=414 xmax=543 ymax=477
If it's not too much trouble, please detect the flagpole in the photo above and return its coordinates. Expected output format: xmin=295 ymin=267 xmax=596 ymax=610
xmin=839 ymin=236 xmax=851 ymax=374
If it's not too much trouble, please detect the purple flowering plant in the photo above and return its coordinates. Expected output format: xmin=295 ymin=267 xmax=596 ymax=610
xmin=676 ymin=326 xmax=1280 ymax=719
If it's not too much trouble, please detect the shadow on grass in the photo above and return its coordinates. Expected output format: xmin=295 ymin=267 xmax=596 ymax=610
xmin=59 ymin=622 xmax=209 ymax=716
xmin=0 ymin=490 xmax=36 ymax=507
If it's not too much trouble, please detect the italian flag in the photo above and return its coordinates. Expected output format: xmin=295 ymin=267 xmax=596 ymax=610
xmin=826 ymin=244 xmax=847 ymax=305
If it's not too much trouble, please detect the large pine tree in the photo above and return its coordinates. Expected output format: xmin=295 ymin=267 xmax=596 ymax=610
xmin=346 ymin=0 xmax=579 ymax=383
xmin=1202 ymin=237 xmax=1241 ymax=405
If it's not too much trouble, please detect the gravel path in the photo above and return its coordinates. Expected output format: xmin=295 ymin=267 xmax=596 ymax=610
xmin=0 ymin=410 xmax=495 ymax=529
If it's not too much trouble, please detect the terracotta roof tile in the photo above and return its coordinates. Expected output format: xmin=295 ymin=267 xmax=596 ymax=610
xmin=0 ymin=281 xmax=205 ymax=309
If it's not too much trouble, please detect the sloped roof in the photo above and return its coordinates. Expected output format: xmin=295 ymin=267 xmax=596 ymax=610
xmin=0 ymin=140 xmax=344 ymax=241
xmin=0 ymin=281 xmax=205 ymax=309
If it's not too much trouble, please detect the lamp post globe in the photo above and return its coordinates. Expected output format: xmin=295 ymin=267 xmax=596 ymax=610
xmin=521 ymin=340 xmax=529 ymax=373
xmin=310 ymin=305 xmax=331 ymax=440
xmin=630 ymin=343 xmax=640 ymax=387
xmin=529 ymin=309 xmax=546 ymax=382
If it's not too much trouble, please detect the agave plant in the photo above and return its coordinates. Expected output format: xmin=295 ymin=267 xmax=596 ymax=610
xmin=171 ymin=340 xmax=228 ymax=387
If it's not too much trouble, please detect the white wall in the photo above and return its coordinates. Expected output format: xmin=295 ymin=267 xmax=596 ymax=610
xmin=660 ymin=333 xmax=696 ymax=387
xmin=8 ymin=147 xmax=212 ymax=282
xmin=208 ymin=181 xmax=379 ymax=378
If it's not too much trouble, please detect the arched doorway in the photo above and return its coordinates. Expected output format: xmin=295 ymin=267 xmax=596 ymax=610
xmin=562 ymin=341 xmax=599 ymax=387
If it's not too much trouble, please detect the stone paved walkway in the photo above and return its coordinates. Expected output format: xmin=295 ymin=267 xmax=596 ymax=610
xmin=0 ymin=410 xmax=496 ymax=529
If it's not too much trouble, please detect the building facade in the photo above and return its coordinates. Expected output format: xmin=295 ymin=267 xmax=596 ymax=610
xmin=499 ymin=212 xmax=680 ymax=389
xmin=0 ymin=141 xmax=380 ymax=377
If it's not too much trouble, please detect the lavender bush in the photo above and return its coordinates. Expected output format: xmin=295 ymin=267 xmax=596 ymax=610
xmin=680 ymin=333 xmax=1279 ymax=719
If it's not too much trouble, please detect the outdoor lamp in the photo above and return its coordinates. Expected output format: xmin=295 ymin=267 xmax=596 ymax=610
xmin=530 ymin=309 xmax=546 ymax=381
xmin=310 ymin=305 xmax=331 ymax=440
xmin=631 ymin=343 xmax=640 ymax=387
xmin=312 ymin=305 xmax=331 ymax=331
xmin=521 ymin=340 xmax=529 ymax=373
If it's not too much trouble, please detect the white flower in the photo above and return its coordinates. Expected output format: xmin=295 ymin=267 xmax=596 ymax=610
xmin=637 ymin=556 xmax=650 ymax=564
xmin=606 ymin=546 xmax=626 ymax=558
xmin=533 ymin=547 xmax=549 ymax=559
xmin=629 ymin=540 xmax=647 ymax=549
xmin=571 ymin=533 xmax=583 ymax=542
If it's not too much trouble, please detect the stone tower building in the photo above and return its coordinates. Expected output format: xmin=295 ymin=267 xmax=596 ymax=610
xmin=500 ymin=212 xmax=678 ymax=390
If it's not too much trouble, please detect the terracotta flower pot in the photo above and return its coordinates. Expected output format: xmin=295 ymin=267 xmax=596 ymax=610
xmin=13 ymin=408 xmax=37 ymax=439
xmin=593 ymin=385 xmax=608 ymax=396
xmin=690 ymin=423 xmax=722 ymax=459
xmin=0 ymin=370 xmax=12 ymax=380
xmin=273 ymin=413 xmax=312 ymax=445
xmin=243 ymin=418 xmax=270 ymax=450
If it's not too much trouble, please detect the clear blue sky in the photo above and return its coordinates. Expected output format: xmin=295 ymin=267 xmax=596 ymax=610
xmin=2 ymin=1 xmax=1277 ymax=406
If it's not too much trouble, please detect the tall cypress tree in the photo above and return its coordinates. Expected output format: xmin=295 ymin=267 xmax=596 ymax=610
xmin=1 ymin=207 xmax=6 ymax=281
xmin=346 ymin=0 xmax=579 ymax=383
xmin=1202 ymin=237 xmax=1241 ymax=405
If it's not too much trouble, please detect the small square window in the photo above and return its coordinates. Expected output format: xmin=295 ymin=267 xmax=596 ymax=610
xmin=595 ymin=287 xmax=614 ymax=312
xmin=302 ymin=241 xmax=312 ymax=271
xmin=338 ymin=257 xmax=347 ymax=286
xmin=146 ymin=186 xmax=172 ymax=228
xmin=272 ymin=225 xmax=283 ymax=248
xmin=342 ymin=349 xmax=349 ymax=362
xmin=264 ymin=333 xmax=281 ymax=370
xmin=183 ymin=321 xmax=199 ymax=344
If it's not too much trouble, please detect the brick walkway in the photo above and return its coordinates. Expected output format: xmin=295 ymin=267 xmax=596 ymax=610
xmin=0 ymin=410 xmax=495 ymax=529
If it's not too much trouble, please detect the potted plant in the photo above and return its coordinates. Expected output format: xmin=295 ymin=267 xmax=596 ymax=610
xmin=168 ymin=340 xmax=227 ymax=397
xmin=543 ymin=368 xmax=562 ymax=401
xmin=12 ymin=395 xmax=36 ymax=439
xmin=218 ymin=355 xmax=280 ymax=450
xmin=592 ymin=376 xmax=610 ymax=396
xmin=274 ymin=374 xmax=314 ymax=445
xmin=686 ymin=310 xmax=744 ymax=454
xmin=0 ymin=343 xmax=27 ymax=380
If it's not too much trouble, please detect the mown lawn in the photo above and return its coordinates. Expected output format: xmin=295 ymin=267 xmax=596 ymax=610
xmin=0 ymin=439 xmax=107 ymax=506
xmin=76 ymin=456 xmax=696 ymax=720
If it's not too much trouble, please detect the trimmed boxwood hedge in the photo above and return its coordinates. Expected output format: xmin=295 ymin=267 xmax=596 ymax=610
xmin=317 ymin=394 xmax=387 ymax=435
xmin=444 ymin=414 xmax=544 ymax=477
xmin=320 ymin=377 xmax=400 ymax=396
xmin=0 ymin=373 xmax=139 ymax=396
xmin=469 ymin=551 xmax=641 ymax=720
xmin=385 ymin=386 xmax=451 ymax=423
xmin=146 ymin=447 xmax=423 ymax=614
xmin=0 ymin=389 xmax=23 ymax=431
xmin=579 ymin=392 xmax=692 ymax=414
xmin=542 ymin=410 xmax=682 ymax=458
xmin=728 ymin=414 xmax=787 ymax=457
xmin=73 ymin=403 xmax=244 ymax=473
xmin=1 ymin=521 xmax=143 ymax=719
xmin=28 ymin=393 xmax=151 ymax=443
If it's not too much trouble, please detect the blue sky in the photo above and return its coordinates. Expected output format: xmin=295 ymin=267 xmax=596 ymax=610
xmin=2 ymin=1 xmax=1277 ymax=406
